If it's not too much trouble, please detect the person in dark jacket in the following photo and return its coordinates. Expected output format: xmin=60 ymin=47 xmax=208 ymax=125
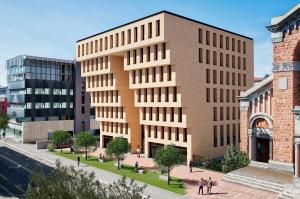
xmin=189 ymin=160 xmax=193 ymax=173
xmin=77 ymin=156 xmax=80 ymax=167
xmin=198 ymin=178 xmax=205 ymax=195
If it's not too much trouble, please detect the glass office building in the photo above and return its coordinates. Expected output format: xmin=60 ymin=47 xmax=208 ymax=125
xmin=7 ymin=55 xmax=75 ymax=122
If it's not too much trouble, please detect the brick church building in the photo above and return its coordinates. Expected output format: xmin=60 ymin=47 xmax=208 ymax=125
xmin=239 ymin=3 xmax=300 ymax=184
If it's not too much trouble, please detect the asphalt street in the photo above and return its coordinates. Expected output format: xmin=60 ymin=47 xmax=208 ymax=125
xmin=0 ymin=144 xmax=52 ymax=198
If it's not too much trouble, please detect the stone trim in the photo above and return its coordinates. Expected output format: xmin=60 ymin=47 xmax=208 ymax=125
xmin=248 ymin=113 xmax=273 ymax=129
xmin=273 ymin=61 xmax=300 ymax=72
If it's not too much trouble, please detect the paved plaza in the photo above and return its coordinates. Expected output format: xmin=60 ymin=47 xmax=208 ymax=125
xmin=91 ymin=148 xmax=277 ymax=199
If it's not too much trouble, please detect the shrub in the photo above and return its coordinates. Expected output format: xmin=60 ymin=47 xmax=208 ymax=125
xmin=222 ymin=145 xmax=250 ymax=173
xmin=200 ymin=157 xmax=222 ymax=172
xmin=47 ymin=143 xmax=55 ymax=152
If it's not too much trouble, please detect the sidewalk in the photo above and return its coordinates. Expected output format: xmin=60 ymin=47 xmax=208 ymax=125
xmin=0 ymin=140 xmax=186 ymax=199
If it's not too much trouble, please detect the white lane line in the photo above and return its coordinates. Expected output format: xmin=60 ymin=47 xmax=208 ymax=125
xmin=0 ymin=153 xmax=32 ymax=174
xmin=0 ymin=183 xmax=16 ymax=197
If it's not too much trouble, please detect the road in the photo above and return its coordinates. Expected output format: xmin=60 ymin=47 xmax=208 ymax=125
xmin=0 ymin=144 xmax=52 ymax=198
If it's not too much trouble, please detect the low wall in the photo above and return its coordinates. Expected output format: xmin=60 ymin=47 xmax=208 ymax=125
xmin=36 ymin=140 xmax=52 ymax=149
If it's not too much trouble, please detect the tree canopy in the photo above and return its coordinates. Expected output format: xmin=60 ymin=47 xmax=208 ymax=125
xmin=26 ymin=160 xmax=149 ymax=199
xmin=222 ymin=144 xmax=250 ymax=172
xmin=106 ymin=137 xmax=130 ymax=170
xmin=52 ymin=130 xmax=72 ymax=153
xmin=75 ymin=132 xmax=97 ymax=160
xmin=0 ymin=113 xmax=10 ymax=134
xmin=154 ymin=144 xmax=183 ymax=184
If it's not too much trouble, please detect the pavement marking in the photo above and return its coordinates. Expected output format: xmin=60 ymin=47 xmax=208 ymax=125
xmin=0 ymin=174 xmax=7 ymax=180
xmin=0 ymin=183 xmax=16 ymax=197
xmin=0 ymin=153 xmax=32 ymax=174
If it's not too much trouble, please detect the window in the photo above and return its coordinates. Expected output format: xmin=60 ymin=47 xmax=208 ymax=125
xmin=138 ymin=89 xmax=141 ymax=102
xmin=238 ymin=40 xmax=241 ymax=52
xmin=160 ymin=66 xmax=164 ymax=82
xmin=238 ymin=124 xmax=241 ymax=143
xmin=173 ymin=87 xmax=177 ymax=102
xmin=149 ymin=107 xmax=152 ymax=120
xmin=199 ymin=48 xmax=203 ymax=63
xmin=232 ymin=55 xmax=235 ymax=68
xmin=163 ymin=107 xmax=166 ymax=121
xmin=156 ymin=107 xmax=159 ymax=121
xmin=206 ymin=31 xmax=210 ymax=45
xmin=154 ymin=126 xmax=157 ymax=138
xmin=226 ymin=72 xmax=230 ymax=85
xmin=220 ymin=89 xmax=223 ymax=102
xmin=213 ymin=107 xmax=217 ymax=121
xmin=153 ymin=67 xmax=156 ymax=82
xmin=178 ymin=107 xmax=182 ymax=122
xmin=220 ymin=53 xmax=223 ymax=66
xmin=146 ymin=68 xmax=149 ymax=83
xmin=82 ymin=44 xmax=84 ymax=56
xmin=226 ymin=107 xmax=230 ymax=120
xmin=226 ymin=36 xmax=229 ymax=50
xmin=121 ymin=31 xmax=125 ymax=45
xmin=147 ymin=46 xmax=151 ymax=62
xmin=219 ymin=35 xmax=223 ymax=48
xmin=233 ymin=124 xmax=236 ymax=145
xmin=213 ymin=70 xmax=217 ymax=84
xmin=214 ymin=126 xmax=218 ymax=147
xmin=168 ymin=65 xmax=172 ymax=81
xmin=226 ymin=54 xmax=229 ymax=67
xmin=226 ymin=89 xmax=230 ymax=102
xmin=170 ymin=107 xmax=174 ymax=122
xmin=175 ymin=128 xmax=179 ymax=141
xmin=243 ymin=41 xmax=246 ymax=54
xmin=154 ymin=45 xmax=158 ymax=60
xmin=206 ymin=50 xmax=210 ymax=64
xmin=115 ymin=33 xmax=119 ymax=47
xmin=143 ymin=107 xmax=146 ymax=120
xmin=243 ymin=58 xmax=246 ymax=70
xmin=81 ymin=106 xmax=85 ymax=114
xmin=77 ymin=45 xmax=80 ymax=57
xmin=238 ymin=57 xmax=241 ymax=69
xmin=220 ymin=125 xmax=224 ymax=146
xmin=243 ymin=74 xmax=246 ymax=86
xmin=213 ymin=51 xmax=217 ymax=65
xmin=127 ymin=29 xmax=131 ymax=44
xmin=100 ymin=38 xmax=103 ymax=51
xmin=168 ymin=127 xmax=171 ymax=140
xmin=206 ymin=88 xmax=210 ymax=102
xmin=140 ymin=48 xmax=144 ymax=63
xmin=206 ymin=69 xmax=210 ymax=83
xmin=141 ymin=25 xmax=145 ymax=40
xmin=232 ymin=89 xmax=236 ymax=103
xmin=151 ymin=88 xmax=154 ymax=102
xmin=134 ymin=27 xmax=138 ymax=42
xmin=213 ymin=88 xmax=217 ymax=102
xmin=104 ymin=37 xmax=107 ymax=50
xmin=127 ymin=51 xmax=130 ymax=65
xmin=139 ymin=69 xmax=142 ymax=83
xmin=199 ymin=29 xmax=203 ymax=43
xmin=166 ymin=87 xmax=169 ymax=102
xmin=110 ymin=35 xmax=113 ymax=49
xmin=213 ymin=32 xmax=217 ymax=47
xmin=183 ymin=129 xmax=187 ymax=142
xmin=132 ymin=70 xmax=136 ymax=84
xmin=162 ymin=43 xmax=166 ymax=59
xmin=161 ymin=126 xmax=165 ymax=139
xmin=232 ymin=38 xmax=235 ymax=51
xmin=133 ymin=50 xmax=137 ymax=64
xmin=232 ymin=107 xmax=236 ymax=120
xmin=220 ymin=71 xmax=224 ymax=84
xmin=232 ymin=72 xmax=235 ymax=86
xmin=227 ymin=124 xmax=230 ymax=145
xmin=220 ymin=107 xmax=224 ymax=121
xmin=158 ymin=88 xmax=161 ymax=102
xmin=148 ymin=22 xmax=152 ymax=38
xmin=90 ymin=41 xmax=94 ymax=54
xmin=156 ymin=20 xmax=160 ymax=36
xmin=238 ymin=73 xmax=241 ymax=86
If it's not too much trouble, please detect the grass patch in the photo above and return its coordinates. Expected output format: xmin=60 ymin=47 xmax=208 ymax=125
xmin=52 ymin=151 xmax=186 ymax=195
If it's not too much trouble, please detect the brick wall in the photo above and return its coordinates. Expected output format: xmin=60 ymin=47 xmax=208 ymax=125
xmin=272 ymin=28 xmax=300 ymax=163
xmin=240 ymin=110 xmax=249 ymax=153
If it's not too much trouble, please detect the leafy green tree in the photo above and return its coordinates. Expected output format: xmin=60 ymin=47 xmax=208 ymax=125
xmin=26 ymin=160 xmax=149 ymax=199
xmin=52 ymin=130 xmax=72 ymax=153
xmin=75 ymin=132 xmax=96 ymax=160
xmin=222 ymin=144 xmax=250 ymax=173
xmin=154 ymin=144 xmax=183 ymax=184
xmin=106 ymin=137 xmax=130 ymax=170
xmin=0 ymin=113 xmax=10 ymax=135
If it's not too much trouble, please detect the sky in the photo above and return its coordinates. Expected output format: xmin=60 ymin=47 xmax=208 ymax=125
xmin=0 ymin=0 xmax=299 ymax=86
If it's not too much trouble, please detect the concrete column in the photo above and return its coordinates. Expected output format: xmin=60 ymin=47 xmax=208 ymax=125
xmin=295 ymin=143 xmax=300 ymax=178
xmin=248 ymin=129 xmax=257 ymax=161
xmin=251 ymin=100 xmax=255 ymax=116
xmin=269 ymin=137 xmax=273 ymax=160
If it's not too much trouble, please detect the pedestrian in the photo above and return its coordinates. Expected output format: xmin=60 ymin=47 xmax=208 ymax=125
xmin=198 ymin=178 xmax=205 ymax=195
xmin=77 ymin=156 xmax=80 ymax=167
xmin=135 ymin=161 xmax=139 ymax=173
xmin=189 ymin=159 xmax=193 ymax=173
xmin=207 ymin=177 xmax=212 ymax=195
xmin=137 ymin=145 xmax=141 ymax=158
xmin=2 ymin=132 xmax=5 ymax=142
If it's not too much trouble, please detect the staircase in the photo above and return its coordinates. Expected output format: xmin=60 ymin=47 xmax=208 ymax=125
xmin=223 ymin=172 xmax=285 ymax=193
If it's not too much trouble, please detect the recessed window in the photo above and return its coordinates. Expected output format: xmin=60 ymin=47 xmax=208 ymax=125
xmin=141 ymin=25 xmax=145 ymax=40
xmin=213 ymin=107 xmax=217 ymax=121
xmin=220 ymin=125 xmax=224 ymax=146
xmin=219 ymin=35 xmax=223 ymax=48
xmin=232 ymin=38 xmax=235 ymax=51
xmin=134 ymin=27 xmax=138 ymax=42
xmin=121 ymin=31 xmax=125 ymax=45
xmin=140 ymin=48 xmax=144 ymax=63
xmin=156 ymin=20 xmax=160 ymax=36
xmin=213 ymin=88 xmax=217 ymax=102
xmin=162 ymin=43 xmax=166 ymax=59
xmin=148 ymin=22 xmax=152 ymax=39
xmin=206 ymin=69 xmax=210 ymax=83
xmin=199 ymin=48 xmax=203 ymax=63
xmin=199 ymin=28 xmax=203 ymax=43
xmin=206 ymin=31 xmax=210 ymax=45
xmin=127 ymin=29 xmax=131 ymax=44
xmin=206 ymin=50 xmax=210 ymax=64
xmin=154 ymin=45 xmax=158 ymax=60
xmin=214 ymin=126 xmax=218 ymax=147
xmin=227 ymin=124 xmax=230 ymax=145
xmin=213 ymin=70 xmax=217 ymax=84
xmin=206 ymin=88 xmax=210 ymax=102
xmin=213 ymin=32 xmax=217 ymax=47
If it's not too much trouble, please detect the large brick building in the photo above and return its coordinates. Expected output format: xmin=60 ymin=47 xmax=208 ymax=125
xmin=76 ymin=11 xmax=254 ymax=163
xmin=239 ymin=3 xmax=300 ymax=184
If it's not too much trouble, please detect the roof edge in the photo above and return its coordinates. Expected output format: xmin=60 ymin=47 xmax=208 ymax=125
xmin=239 ymin=74 xmax=273 ymax=98
xmin=76 ymin=10 xmax=253 ymax=43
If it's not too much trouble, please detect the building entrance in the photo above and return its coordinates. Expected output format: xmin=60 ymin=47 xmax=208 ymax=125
xmin=257 ymin=138 xmax=269 ymax=163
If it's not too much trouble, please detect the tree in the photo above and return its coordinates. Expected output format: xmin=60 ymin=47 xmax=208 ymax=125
xmin=26 ymin=160 xmax=149 ymax=199
xmin=0 ymin=113 xmax=10 ymax=135
xmin=75 ymin=132 xmax=96 ymax=160
xmin=222 ymin=144 xmax=250 ymax=173
xmin=154 ymin=144 xmax=183 ymax=184
xmin=52 ymin=130 xmax=72 ymax=153
xmin=106 ymin=137 xmax=130 ymax=170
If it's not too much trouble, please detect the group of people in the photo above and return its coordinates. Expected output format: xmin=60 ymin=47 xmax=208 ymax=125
xmin=189 ymin=160 xmax=214 ymax=195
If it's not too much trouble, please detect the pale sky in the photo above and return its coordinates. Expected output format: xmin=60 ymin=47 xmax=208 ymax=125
xmin=0 ymin=0 xmax=299 ymax=86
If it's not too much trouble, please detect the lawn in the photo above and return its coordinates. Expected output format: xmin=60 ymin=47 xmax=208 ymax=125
xmin=52 ymin=151 xmax=186 ymax=195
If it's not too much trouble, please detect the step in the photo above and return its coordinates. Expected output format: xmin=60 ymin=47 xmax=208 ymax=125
xmin=223 ymin=173 xmax=285 ymax=193
xmin=249 ymin=161 xmax=268 ymax=169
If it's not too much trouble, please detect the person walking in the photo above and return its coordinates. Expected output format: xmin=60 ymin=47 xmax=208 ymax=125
xmin=136 ymin=145 xmax=141 ymax=158
xmin=135 ymin=161 xmax=139 ymax=173
xmin=207 ymin=177 xmax=212 ymax=195
xmin=77 ymin=156 xmax=80 ymax=167
xmin=2 ymin=132 xmax=6 ymax=142
xmin=189 ymin=159 xmax=193 ymax=173
xmin=198 ymin=178 xmax=205 ymax=195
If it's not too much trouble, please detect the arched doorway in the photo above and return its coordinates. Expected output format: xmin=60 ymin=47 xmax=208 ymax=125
xmin=249 ymin=115 xmax=273 ymax=163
